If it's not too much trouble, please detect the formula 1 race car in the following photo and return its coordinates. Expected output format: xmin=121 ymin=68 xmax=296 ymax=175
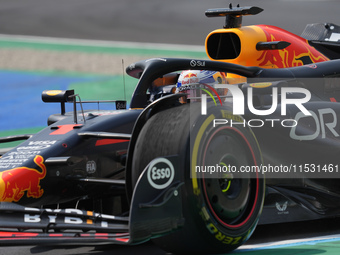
xmin=1 ymin=5 xmax=340 ymax=254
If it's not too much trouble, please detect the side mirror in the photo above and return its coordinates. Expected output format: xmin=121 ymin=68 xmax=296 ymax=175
xmin=42 ymin=90 xmax=75 ymax=115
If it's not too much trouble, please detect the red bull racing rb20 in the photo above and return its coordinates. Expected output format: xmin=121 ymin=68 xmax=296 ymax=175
xmin=2 ymin=5 xmax=340 ymax=254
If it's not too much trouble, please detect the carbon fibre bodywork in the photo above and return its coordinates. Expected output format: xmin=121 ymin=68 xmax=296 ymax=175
xmin=1 ymin=5 xmax=340 ymax=253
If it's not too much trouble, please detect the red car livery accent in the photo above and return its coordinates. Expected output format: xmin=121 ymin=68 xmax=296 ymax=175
xmin=50 ymin=124 xmax=83 ymax=135
xmin=257 ymin=25 xmax=329 ymax=68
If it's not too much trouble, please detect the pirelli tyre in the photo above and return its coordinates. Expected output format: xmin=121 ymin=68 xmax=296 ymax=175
xmin=131 ymin=103 xmax=265 ymax=254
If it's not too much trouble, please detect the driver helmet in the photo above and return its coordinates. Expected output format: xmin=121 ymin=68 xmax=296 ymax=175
xmin=176 ymin=70 xmax=228 ymax=103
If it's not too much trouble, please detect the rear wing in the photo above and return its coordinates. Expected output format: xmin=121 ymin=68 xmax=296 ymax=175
xmin=302 ymin=23 xmax=340 ymax=60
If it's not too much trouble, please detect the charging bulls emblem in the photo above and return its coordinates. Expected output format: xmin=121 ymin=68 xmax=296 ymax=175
xmin=0 ymin=155 xmax=46 ymax=202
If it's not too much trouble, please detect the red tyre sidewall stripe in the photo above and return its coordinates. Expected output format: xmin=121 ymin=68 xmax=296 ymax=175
xmin=201 ymin=126 xmax=259 ymax=229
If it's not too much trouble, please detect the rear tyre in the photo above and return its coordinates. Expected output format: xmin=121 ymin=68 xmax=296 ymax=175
xmin=131 ymin=104 xmax=264 ymax=254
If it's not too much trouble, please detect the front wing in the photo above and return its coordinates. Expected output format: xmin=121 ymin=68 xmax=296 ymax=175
xmin=0 ymin=156 xmax=184 ymax=246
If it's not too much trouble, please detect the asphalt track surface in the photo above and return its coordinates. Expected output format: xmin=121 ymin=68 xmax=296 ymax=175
xmin=1 ymin=0 xmax=340 ymax=254
xmin=0 ymin=0 xmax=339 ymax=45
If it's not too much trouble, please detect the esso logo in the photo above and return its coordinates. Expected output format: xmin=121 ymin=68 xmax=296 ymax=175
xmin=147 ymin=158 xmax=174 ymax=189
xmin=151 ymin=167 xmax=171 ymax=180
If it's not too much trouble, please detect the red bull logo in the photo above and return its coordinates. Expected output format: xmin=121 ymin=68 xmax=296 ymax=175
xmin=0 ymin=155 xmax=46 ymax=202
xmin=257 ymin=25 xmax=329 ymax=68
xmin=182 ymin=73 xmax=199 ymax=85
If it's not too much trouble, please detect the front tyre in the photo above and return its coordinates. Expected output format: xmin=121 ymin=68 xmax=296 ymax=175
xmin=131 ymin=104 xmax=264 ymax=254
